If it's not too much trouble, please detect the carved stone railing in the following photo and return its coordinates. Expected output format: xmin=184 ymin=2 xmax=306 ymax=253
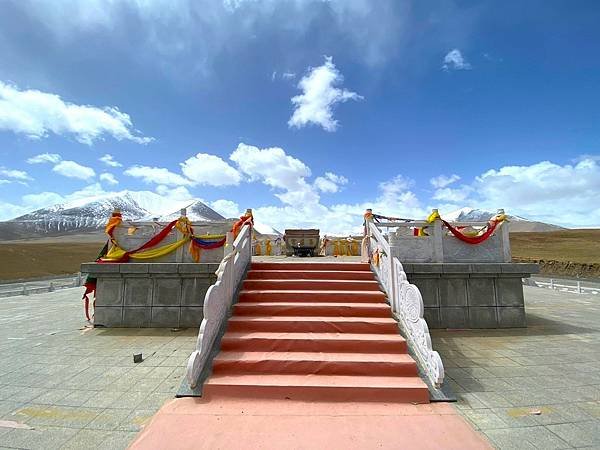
xmin=185 ymin=223 xmax=252 ymax=388
xmin=377 ymin=208 xmax=511 ymax=263
xmin=367 ymin=221 xmax=445 ymax=387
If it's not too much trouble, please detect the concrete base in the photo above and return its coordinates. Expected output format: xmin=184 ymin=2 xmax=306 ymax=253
xmin=403 ymin=263 xmax=538 ymax=329
xmin=81 ymin=262 xmax=219 ymax=328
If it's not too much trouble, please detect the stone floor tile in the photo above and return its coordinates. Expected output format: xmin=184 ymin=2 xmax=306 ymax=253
xmin=95 ymin=430 xmax=139 ymax=450
xmin=462 ymin=409 xmax=508 ymax=430
xmin=546 ymin=421 xmax=600 ymax=447
xmin=109 ymin=391 xmax=150 ymax=409
xmin=12 ymin=404 xmax=102 ymax=428
xmin=0 ymin=425 xmax=78 ymax=450
xmin=86 ymin=408 xmax=133 ymax=431
xmin=116 ymin=408 xmax=157 ymax=432
xmin=61 ymin=429 xmax=110 ymax=449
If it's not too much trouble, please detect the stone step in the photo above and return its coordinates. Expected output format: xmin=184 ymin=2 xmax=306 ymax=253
xmin=212 ymin=351 xmax=418 ymax=376
xmin=203 ymin=373 xmax=429 ymax=403
xmin=238 ymin=290 xmax=387 ymax=303
xmin=246 ymin=270 xmax=375 ymax=281
xmin=226 ymin=315 xmax=399 ymax=334
xmin=232 ymin=301 xmax=391 ymax=317
xmin=251 ymin=262 xmax=370 ymax=271
xmin=220 ymin=332 xmax=407 ymax=354
xmin=242 ymin=279 xmax=381 ymax=291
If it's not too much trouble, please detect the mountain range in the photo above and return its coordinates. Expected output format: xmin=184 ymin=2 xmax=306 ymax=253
xmin=443 ymin=207 xmax=565 ymax=232
xmin=0 ymin=192 xmax=560 ymax=241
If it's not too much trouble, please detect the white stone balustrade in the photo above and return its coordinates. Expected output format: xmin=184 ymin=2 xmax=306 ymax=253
xmin=366 ymin=220 xmax=445 ymax=387
xmin=186 ymin=223 xmax=252 ymax=388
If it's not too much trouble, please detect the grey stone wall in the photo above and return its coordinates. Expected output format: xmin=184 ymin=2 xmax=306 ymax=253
xmin=403 ymin=263 xmax=538 ymax=329
xmin=81 ymin=262 xmax=219 ymax=328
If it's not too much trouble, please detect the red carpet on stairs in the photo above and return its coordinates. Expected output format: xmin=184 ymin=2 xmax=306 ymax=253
xmin=203 ymin=261 xmax=430 ymax=404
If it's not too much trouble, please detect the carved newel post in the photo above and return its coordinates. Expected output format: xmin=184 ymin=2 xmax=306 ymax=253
xmin=498 ymin=208 xmax=511 ymax=262
xmin=431 ymin=208 xmax=444 ymax=263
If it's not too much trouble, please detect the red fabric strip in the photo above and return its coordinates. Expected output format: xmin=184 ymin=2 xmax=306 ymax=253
xmin=442 ymin=220 xmax=499 ymax=244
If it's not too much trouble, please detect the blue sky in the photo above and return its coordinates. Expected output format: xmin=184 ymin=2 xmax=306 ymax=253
xmin=0 ymin=0 xmax=599 ymax=233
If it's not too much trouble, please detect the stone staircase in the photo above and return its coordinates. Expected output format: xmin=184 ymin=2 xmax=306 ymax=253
xmin=203 ymin=261 xmax=430 ymax=403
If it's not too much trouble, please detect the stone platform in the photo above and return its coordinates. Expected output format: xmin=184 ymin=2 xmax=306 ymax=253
xmin=81 ymin=263 xmax=219 ymax=328
xmin=405 ymin=263 xmax=539 ymax=329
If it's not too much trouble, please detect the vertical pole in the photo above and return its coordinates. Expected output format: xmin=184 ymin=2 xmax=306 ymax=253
xmin=432 ymin=209 xmax=444 ymax=263
xmin=175 ymin=208 xmax=186 ymax=263
xmin=498 ymin=209 xmax=511 ymax=263
xmin=550 ymin=279 xmax=554 ymax=289
xmin=577 ymin=281 xmax=581 ymax=294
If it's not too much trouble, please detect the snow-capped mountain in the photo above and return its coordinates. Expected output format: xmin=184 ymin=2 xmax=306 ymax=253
xmin=443 ymin=207 xmax=564 ymax=232
xmin=0 ymin=191 xmax=225 ymax=240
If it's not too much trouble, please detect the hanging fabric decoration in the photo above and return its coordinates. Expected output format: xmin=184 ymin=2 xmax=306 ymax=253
xmin=99 ymin=218 xmax=183 ymax=263
xmin=189 ymin=235 xmax=227 ymax=262
xmin=265 ymin=240 xmax=272 ymax=256
xmin=414 ymin=210 xmax=506 ymax=245
xmin=81 ymin=240 xmax=110 ymax=320
xmin=232 ymin=210 xmax=254 ymax=238
xmin=440 ymin=213 xmax=506 ymax=245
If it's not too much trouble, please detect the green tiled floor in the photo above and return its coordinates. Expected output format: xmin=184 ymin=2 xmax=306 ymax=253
xmin=0 ymin=288 xmax=197 ymax=449
xmin=1 ymin=283 xmax=599 ymax=449
xmin=432 ymin=285 xmax=600 ymax=449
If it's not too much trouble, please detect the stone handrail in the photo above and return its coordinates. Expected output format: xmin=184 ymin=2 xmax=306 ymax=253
xmin=185 ymin=223 xmax=252 ymax=388
xmin=367 ymin=221 xmax=445 ymax=387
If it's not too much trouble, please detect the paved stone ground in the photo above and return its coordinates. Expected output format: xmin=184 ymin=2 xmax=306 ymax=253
xmin=0 ymin=288 xmax=195 ymax=449
xmin=1 ymin=282 xmax=599 ymax=449
xmin=432 ymin=286 xmax=600 ymax=449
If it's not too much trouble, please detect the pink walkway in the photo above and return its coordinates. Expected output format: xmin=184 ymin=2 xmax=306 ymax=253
xmin=130 ymin=396 xmax=491 ymax=450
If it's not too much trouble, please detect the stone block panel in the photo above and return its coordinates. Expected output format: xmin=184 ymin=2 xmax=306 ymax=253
xmin=181 ymin=278 xmax=210 ymax=306
xmin=152 ymin=278 xmax=181 ymax=306
xmin=498 ymin=307 xmax=527 ymax=328
xmin=495 ymin=278 xmax=525 ymax=306
xmin=468 ymin=307 xmax=498 ymax=328
xmin=123 ymin=307 xmax=151 ymax=327
xmin=180 ymin=307 xmax=204 ymax=328
xmin=439 ymin=278 xmax=468 ymax=307
xmin=96 ymin=279 xmax=124 ymax=306
xmin=467 ymin=278 xmax=496 ymax=307
xmin=151 ymin=307 xmax=180 ymax=327
xmin=423 ymin=308 xmax=441 ymax=329
xmin=124 ymin=278 xmax=153 ymax=307
xmin=411 ymin=278 xmax=440 ymax=308
xmin=94 ymin=307 xmax=123 ymax=327
xmin=440 ymin=307 xmax=468 ymax=329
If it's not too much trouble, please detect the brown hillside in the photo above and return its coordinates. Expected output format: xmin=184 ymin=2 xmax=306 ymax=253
xmin=0 ymin=243 xmax=104 ymax=281
xmin=511 ymin=229 xmax=600 ymax=278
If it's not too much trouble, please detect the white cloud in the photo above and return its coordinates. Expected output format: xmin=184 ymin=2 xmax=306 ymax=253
xmin=210 ymin=199 xmax=240 ymax=218
xmin=430 ymin=174 xmax=460 ymax=188
xmin=21 ymin=191 xmax=65 ymax=210
xmin=52 ymin=160 xmax=96 ymax=180
xmin=0 ymin=167 xmax=32 ymax=181
xmin=282 ymin=72 xmax=296 ymax=80
xmin=430 ymin=157 xmax=600 ymax=228
xmin=442 ymin=49 xmax=471 ymax=71
xmin=180 ymin=153 xmax=241 ymax=186
xmin=0 ymin=81 xmax=153 ymax=145
xmin=99 ymin=172 xmax=118 ymax=185
xmin=26 ymin=153 xmax=62 ymax=164
xmin=230 ymin=142 xmax=318 ymax=205
xmin=99 ymin=154 xmax=122 ymax=167
xmin=288 ymin=56 xmax=363 ymax=132
xmin=0 ymin=180 xmax=10 ymax=185
xmin=124 ymin=165 xmax=192 ymax=187
xmin=433 ymin=185 xmax=473 ymax=202
xmin=314 ymin=172 xmax=348 ymax=193
xmin=155 ymin=185 xmax=193 ymax=201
